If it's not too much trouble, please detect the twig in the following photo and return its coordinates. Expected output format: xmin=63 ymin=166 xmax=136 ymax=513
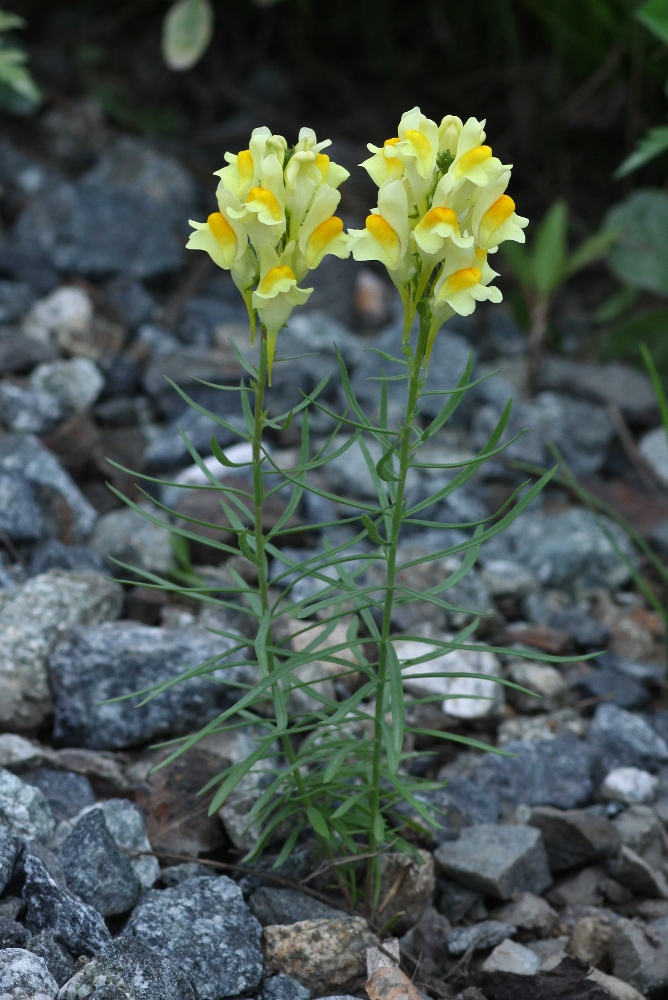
xmin=606 ymin=401 xmax=665 ymax=493
xmin=0 ymin=530 xmax=22 ymax=567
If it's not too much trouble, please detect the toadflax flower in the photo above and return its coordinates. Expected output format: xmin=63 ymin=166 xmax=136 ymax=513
xmin=187 ymin=126 xmax=350 ymax=382
xmin=348 ymin=107 xmax=528 ymax=362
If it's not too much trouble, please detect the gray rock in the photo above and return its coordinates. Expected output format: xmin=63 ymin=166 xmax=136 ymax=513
xmin=30 ymin=358 xmax=103 ymax=416
xmin=411 ymin=778 xmax=499 ymax=845
xmin=0 ymin=948 xmax=58 ymax=999
xmin=0 ymin=382 xmax=62 ymax=433
xmin=13 ymin=180 xmax=182 ymax=278
xmin=104 ymin=275 xmax=156 ymax=330
xmin=57 ymin=936 xmax=196 ymax=999
xmin=0 ymin=570 xmax=122 ymax=731
xmin=611 ymin=916 xmax=668 ymax=994
xmin=0 ymin=833 xmax=22 ymax=894
xmin=639 ymin=427 xmax=668 ymax=486
xmin=601 ymin=767 xmax=659 ymax=804
xmin=528 ymin=807 xmax=620 ymax=872
xmin=587 ymin=704 xmax=668 ymax=780
xmin=436 ymin=879 xmax=483 ymax=923
xmin=122 ymin=875 xmax=263 ymax=1000
xmin=493 ymin=893 xmax=557 ymax=936
xmin=434 ymin=824 xmax=552 ymax=900
xmin=0 ymin=769 xmax=55 ymax=843
xmin=0 ymin=434 xmax=98 ymax=541
xmin=0 ymin=468 xmax=44 ymax=541
xmin=260 ymin=974 xmax=311 ymax=1000
xmin=0 ymin=328 xmax=58 ymax=376
xmin=161 ymin=862 xmax=217 ymax=886
xmin=29 ymin=541 xmax=105 ymax=577
xmin=472 ymin=737 xmax=594 ymax=814
xmin=93 ymin=799 xmax=159 ymax=891
xmin=510 ymin=508 xmax=636 ymax=589
xmin=447 ymin=920 xmax=515 ymax=955
xmin=85 ymin=135 xmax=197 ymax=232
xmin=612 ymin=804 xmax=664 ymax=857
xmin=0 ymin=916 xmax=25 ymax=947
xmin=473 ymin=391 xmax=614 ymax=477
xmin=57 ymin=809 xmax=140 ymax=916
xmin=50 ymin=621 xmax=252 ymax=750
xmin=0 ymin=280 xmax=35 ymax=324
xmin=482 ymin=938 xmax=541 ymax=975
xmin=548 ymin=609 xmax=610 ymax=650
xmin=23 ymin=854 xmax=111 ymax=957
xmin=249 ymin=888 xmax=341 ymax=926
xmin=144 ymin=407 xmax=244 ymax=471
xmin=609 ymin=845 xmax=668 ymax=898
xmin=25 ymin=932 xmax=74 ymax=988
xmin=541 ymin=357 xmax=658 ymax=422
xmin=576 ymin=669 xmax=649 ymax=711
xmin=90 ymin=505 xmax=174 ymax=576
xmin=22 ymin=769 xmax=95 ymax=821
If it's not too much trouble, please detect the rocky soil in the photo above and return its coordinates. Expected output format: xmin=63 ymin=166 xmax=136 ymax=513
xmin=1 ymin=106 xmax=668 ymax=999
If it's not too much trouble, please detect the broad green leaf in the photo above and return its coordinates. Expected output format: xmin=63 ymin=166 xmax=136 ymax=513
xmin=162 ymin=0 xmax=214 ymax=71
xmin=637 ymin=0 xmax=668 ymax=44
xmin=0 ymin=10 xmax=25 ymax=31
xmin=606 ymin=190 xmax=668 ymax=296
xmin=531 ymin=200 xmax=568 ymax=294
xmin=565 ymin=227 xmax=620 ymax=276
xmin=615 ymin=125 xmax=668 ymax=179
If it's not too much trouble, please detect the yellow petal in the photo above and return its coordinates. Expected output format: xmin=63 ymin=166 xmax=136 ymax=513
xmin=247 ymin=186 xmax=283 ymax=222
xmin=258 ymin=264 xmax=296 ymax=297
xmin=479 ymin=193 xmax=516 ymax=242
xmin=404 ymin=128 xmax=433 ymax=171
xmin=306 ymin=215 xmax=344 ymax=260
xmin=454 ymin=144 xmax=492 ymax=178
xmin=439 ymin=266 xmax=482 ymax=299
xmin=316 ymin=153 xmax=330 ymax=180
xmin=237 ymin=149 xmax=254 ymax=187
xmin=365 ymin=214 xmax=400 ymax=257
xmin=208 ymin=211 xmax=237 ymax=259
xmin=420 ymin=206 xmax=460 ymax=233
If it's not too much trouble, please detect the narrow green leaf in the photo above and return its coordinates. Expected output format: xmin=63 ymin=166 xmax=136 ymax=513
xmin=306 ymin=805 xmax=330 ymax=839
xmin=532 ymin=200 xmax=568 ymax=294
xmin=361 ymin=514 xmax=388 ymax=546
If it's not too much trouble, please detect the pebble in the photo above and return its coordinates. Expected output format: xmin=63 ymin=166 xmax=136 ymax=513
xmin=57 ymin=808 xmax=140 ymax=916
xmin=0 ymin=279 xmax=35 ymax=324
xmin=58 ymin=936 xmax=197 ymax=999
xmin=639 ymin=426 xmax=668 ymax=486
xmin=610 ymin=844 xmax=668 ymax=898
xmin=0 ymin=433 xmax=98 ymax=541
xmin=587 ymin=703 xmax=668 ymax=780
xmin=0 ymin=570 xmax=122 ymax=731
xmin=249 ymin=887 xmax=341 ymax=926
xmin=22 ymin=768 xmax=95 ymax=820
xmin=24 ymin=931 xmax=73 ymax=987
xmin=472 ymin=736 xmax=594 ymax=814
xmin=30 ymin=357 xmax=104 ymax=415
xmin=398 ymin=638 xmax=503 ymax=720
xmin=528 ymin=806 xmax=620 ymax=872
xmin=0 ymin=468 xmax=44 ymax=542
xmin=93 ymin=798 xmax=159 ymax=890
xmin=263 ymin=918 xmax=376 ymax=997
xmin=22 ymin=285 xmax=93 ymax=346
xmin=566 ymin=916 xmax=611 ymax=969
xmin=0 ymin=948 xmax=58 ymax=1000
xmin=493 ymin=893 xmax=557 ymax=937
xmin=0 ymin=768 xmax=55 ymax=843
xmin=447 ymin=920 xmax=516 ymax=955
xmin=434 ymin=824 xmax=552 ymax=900
xmin=89 ymin=504 xmax=174 ymax=576
xmin=29 ymin=540 xmax=105 ymax=576
xmin=601 ymin=766 xmax=659 ymax=804
xmin=260 ymin=974 xmax=311 ymax=1000
xmin=0 ymin=382 xmax=63 ymax=433
xmin=50 ymin=622 xmax=252 ymax=750
xmin=481 ymin=938 xmax=541 ymax=975
xmin=23 ymin=854 xmax=111 ymax=957
xmin=122 ymin=875 xmax=263 ymax=1000
xmin=577 ymin=669 xmax=650 ymax=711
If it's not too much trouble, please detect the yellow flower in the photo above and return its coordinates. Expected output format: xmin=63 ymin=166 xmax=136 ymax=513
xmin=472 ymin=171 xmax=528 ymax=250
xmin=448 ymin=118 xmax=506 ymax=188
xmin=298 ymin=184 xmax=350 ymax=269
xmin=252 ymin=245 xmax=312 ymax=382
xmin=438 ymin=115 xmax=463 ymax=157
xmin=360 ymin=138 xmax=405 ymax=188
xmin=413 ymin=205 xmax=474 ymax=257
xmin=395 ymin=107 xmax=440 ymax=181
xmin=348 ymin=179 xmax=410 ymax=271
xmin=432 ymin=244 xmax=502 ymax=317
xmin=186 ymin=185 xmax=248 ymax=268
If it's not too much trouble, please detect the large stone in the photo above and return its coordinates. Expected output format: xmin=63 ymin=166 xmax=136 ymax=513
xmin=50 ymin=622 xmax=252 ymax=750
xmin=609 ymin=845 xmax=668 ymax=898
xmin=249 ymin=887 xmax=341 ymax=926
xmin=0 ymin=434 xmax=98 ymax=542
xmin=528 ymin=807 xmax=621 ymax=872
xmin=263 ymin=918 xmax=376 ymax=997
xmin=89 ymin=504 xmax=174 ymax=576
xmin=0 ymin=948 xmax=58 ymax=999
xmin=22 ymin=768 xmax=96 ymax=821
xmin=376 ymin=851 xmax=435 ymax=934
xmin=57 ymin=936 xmax=196 ymax=1000
xmin=0 ymin=832 xmax=22 ymax=894
xmin=23 ymin=855 xmax=111 ymax=958
xmin=472 ymin=737 xmax=594 ymax=814
xmin=12 ymin=180 xmax=182 ymax=278
xmin=611 ymin=916 xmax=668 ymax=995
xmin=0 ymin=570 xmax=122 ymax=731
xmin=587 ymin=703 xmax=668 ymax=780
xmin=0 ymin=468 xmax=44 ymax=541
xmin=122 ymin=875 xmax=263 ymax=1000
xmin=57 ymin=809 xmax=140 ymax=916
xmin=0 ymin=769 xmax=55 ymax=843
xmin=541 ymin=357 xmax=658 ymax=422
xmin=30 ymin=541 xmax=105 ymax=577
xmin=24 ymin=931 xmax=74 ymax=988
xmin=0 ymin=382 xmax=62 ymax=434
xmin=398 ymin=639 xmax=503 ymax=720
xmin=92 ymin=798 xmax=159 ymax=890
xmin=434 ymin=824 xmax=552 ymax=900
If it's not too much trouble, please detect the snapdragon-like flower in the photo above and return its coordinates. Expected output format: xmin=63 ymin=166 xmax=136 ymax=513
xmin=350 ymin=106 xmax=528 ymax=363
xmin=187 ymin=126 xmax=350 ymax=382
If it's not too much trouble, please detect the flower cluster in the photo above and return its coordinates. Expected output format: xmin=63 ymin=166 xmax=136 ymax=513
xmin=187 ymin=126 xmax=350 ymax=380
xmin=348 ymin=108 xmax=528 ymax=360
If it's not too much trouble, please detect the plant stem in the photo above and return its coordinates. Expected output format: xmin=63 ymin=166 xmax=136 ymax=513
xmin=365 ymin=305 xmax=429 ymax=914
xmin=527 ymin=292 xmax=549 ymax=395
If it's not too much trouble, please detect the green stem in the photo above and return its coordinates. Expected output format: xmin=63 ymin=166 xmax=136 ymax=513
xmin=365 ymin=305 xmax=429 ymax=913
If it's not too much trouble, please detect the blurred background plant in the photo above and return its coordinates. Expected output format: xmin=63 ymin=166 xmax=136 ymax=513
xmin=0 ymin=7 xmax=40 ymax=113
